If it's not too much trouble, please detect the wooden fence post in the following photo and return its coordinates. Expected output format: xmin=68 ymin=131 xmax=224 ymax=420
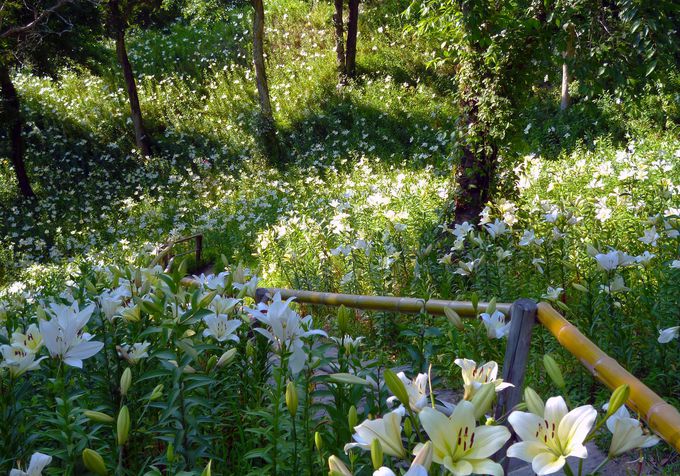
xmin=195 ymin=234 xmax=203 ymax=268
xmin=494 ymin=298 xmax=537 ymax=471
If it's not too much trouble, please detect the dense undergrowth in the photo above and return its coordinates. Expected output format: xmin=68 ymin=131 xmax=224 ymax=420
xmin=1 ymin=0 xmax=679 ymax=474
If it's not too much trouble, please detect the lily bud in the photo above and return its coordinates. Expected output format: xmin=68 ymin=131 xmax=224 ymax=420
xmin=82 ymin=449 xmax=108 ymax=476
xmin=201 ymin=460 xmax=212 ymax=476
xmin=314 ymin=431 xmax=323 ymax=451
xmin=572 ymin=283 xmax=589 ymax=293
xmin=370 ymin=438 xmax=383 ymax=470
xmin=444 ymin=307 xmax=464 ymax=330
xmin=286 ymin=381 xmax=299 ymax=417
xmin=205 ymin=355 xmax=218 ymax=373
xmin=167 ymin=443 xmax=175 ymax=462
xmin=524 ymin=387 xmax=545 ymax=416
xmin=329 ymin=373 xmax=369 ymax=386
xmin=347 ymin=405 xmax=358 ymax=430
xmin=605 ymin=384 xmax=630 ymax=419
xmin=116 ymin=405 xmax=130 ymax=446
xmin=412 ymin=440 xmax=433 ymax=470
xmin=486 ymin=297 xmax=497 ymax=315
xmin=149 ymin=384 xmax=163 ymax=401
xmin=84 ymin=410 xmax=114 ymax=424
xmin=337 ymin=306 xmax=353 ymax=335
xmin=246 ymin=341 xmax=255 ymax=358
xmin=471 ymin=382 xmax=495 ymax=419
xmin=328 ymin=455 xmax=352 ymax=476
xmin=543 ymin=354 xmax=565 ymax=389
xmin=36 ymin=307 xmax=47 ymax=321
xmin=384 ymin=369 xmax=410 ymax=409
xmin=134 ymin=268 xmax=142 ymax=288
xmin=120 ymin=368 xmax=132 ymax=397
xmin=217 ymin=348 xmax=238 ymax=368
xmin=471 ymin=293 xmax=479 ymax=315
xmin=404 ymin=416 xmax=413 ymax=438
xmin=85 ymin=279 xmax=97 ymax=295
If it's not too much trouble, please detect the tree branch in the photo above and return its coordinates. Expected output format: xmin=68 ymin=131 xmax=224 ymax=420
xmin=0 ymin=0 xmax=74 ymax=39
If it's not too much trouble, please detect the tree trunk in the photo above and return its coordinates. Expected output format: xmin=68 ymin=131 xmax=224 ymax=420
xmin=453 ymin=102 xmax=497 ymax=225
xmin=560 ymin=23 xmax=575 ymax=111
xmin=0 ymin=64 xmax=35 ymax=198
xmin=345 ymin=0 xmax=359 ymax=78
xmin=333 ymin=0 xmax=346 ymax=79
xmin=110 ymin=0 xmax=152 ymax=156
xmin=251 ymin=0 xmax=282 ymax=163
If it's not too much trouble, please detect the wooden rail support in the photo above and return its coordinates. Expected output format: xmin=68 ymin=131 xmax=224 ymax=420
xmin=494 ymin=298 xmax=537 ymax=471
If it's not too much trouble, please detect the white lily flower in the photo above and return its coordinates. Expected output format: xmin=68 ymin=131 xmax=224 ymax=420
xmin=507 ymin=396 xmax=597 ymax=475
xmin=479 ymin=311 xmax=510 ymax=339
xmin=193 ymin=271 xmax=229 ymax=291
xmin=202 ymin=314 xmax=241 ymax=342
xmin=125 ymin=342 xmax=151 ymax=364
xmin=1 ymin=343 xmax=47 ymax=377
xmin=541 ymin=287 xmax=563 ymax=302
xmin=344 ymin=410 xmax=406 ymax=457
xmin=9 ymin=451 xmax=52 ymax=476
xmin=99 ymin=285 xmax=130 ymax=322
xmin=604 ymin=405 xmax=659 ymax=457
xmin=331 ymin=335 xmax=364 ymax=354
xmin=658 ymin=326 xmax=679 ymax=343
xmin=233 ymin=276 xmax=260 ymax=298
xmin=484 ymin=219 xmax=508 ymax=239
xmin=415 ymin=403 xmax=510 ymax=476
xmin=519 ymin=229 xmax=544 ymax=247
xmin=454 ymin=358 xmax=513 ymax=400
xmin=454 ymin=259 xmax=480 ymax=276
xmin=386 ymin=371 xmax=429 ymax=413
xmin=374 ymin=464 xmax=427 ymax=476
xmin=245 ymin=293 xmax=326 ymax=374
xmin=39 ymin=302 xmax=103 ymax=368
xmin=594 ymin=251 xmax=619 ymax=271
xmin=638 ymin=226 xmax=659 ymax=246
xmin=11 ymin=323 xmax=43 ymax=353
xmin=452 ymin=222 xmax=475 ymax=239
xmin=210 ymin=296 xmax=240 ymax=315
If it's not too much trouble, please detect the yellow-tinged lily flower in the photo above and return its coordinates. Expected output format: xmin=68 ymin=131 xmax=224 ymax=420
xmin=344 ymin=410 xmax=406 ymax=458
xmin=605 ymin=405 xmax=659 ymax=457
xmin=415 ymin=402 xmax=510 ymax=476
xmin=507 ymin=396 xmax=597 ymax=475
xmin=11 ymin=323 xmax=43 ymax=353
xmin=454 ymin=358 xmax=513 ymax=400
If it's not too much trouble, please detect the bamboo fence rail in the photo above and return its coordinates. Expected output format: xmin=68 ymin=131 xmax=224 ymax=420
xmin=537 ymin=302 xmax=680 ymax=452
xmin=256 ymin=287 xmax=680 ymax=452
xmin=262 ymin=287 xmax=512 ymax=317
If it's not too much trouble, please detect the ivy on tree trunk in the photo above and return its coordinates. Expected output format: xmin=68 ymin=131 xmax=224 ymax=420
xmin=252 ymin=0 xmax=282 ymax=163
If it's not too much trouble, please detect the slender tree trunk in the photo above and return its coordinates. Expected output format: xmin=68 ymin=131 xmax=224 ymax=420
xmin=560 ymin=23 xmax=575 ymax=111
xmin=0 ymin=64 xmax=35 ymax=198
xmin=109 ymin=0 xmax=152 ymax=156
xmin=345 ymin=0 xmax=359 ymax=78
xmin=251 ymin=0 xmax=281 ymax=162
xmin=333 ymin=0 xmax=346 ymax=79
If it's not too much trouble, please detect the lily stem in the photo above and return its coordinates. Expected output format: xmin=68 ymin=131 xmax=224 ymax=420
xmin=588 ymin=457 xmax=610 ymax=475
